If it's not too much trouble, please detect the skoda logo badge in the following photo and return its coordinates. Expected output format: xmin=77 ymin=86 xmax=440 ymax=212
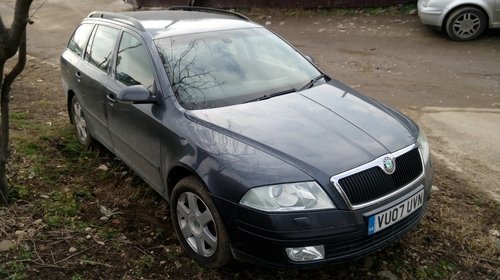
xmin=383 ymin=157 xmax=395 ymax=174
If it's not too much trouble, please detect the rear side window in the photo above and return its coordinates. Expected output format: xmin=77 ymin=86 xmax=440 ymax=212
xmin=67 ymin=24 xmax=93 ymax=56
xmin=85 ymin=25 xmax=120 ymax=72
xmin=115 ymin=32 xmax=155 ymax=91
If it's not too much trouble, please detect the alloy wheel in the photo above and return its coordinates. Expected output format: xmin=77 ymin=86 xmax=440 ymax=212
xmin=452 ymin=12 xmax=481 ymax=39
xmin=176 ymin=191 xmax=218 ymax=257
xmin=73 ymin=101 xmax=88 ymax=143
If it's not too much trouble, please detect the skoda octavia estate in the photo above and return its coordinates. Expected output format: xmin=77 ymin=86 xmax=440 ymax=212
xmin=61 ymin=7 xmax=433 ymax=268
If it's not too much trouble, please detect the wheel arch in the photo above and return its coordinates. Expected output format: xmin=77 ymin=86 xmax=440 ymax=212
xmin=442 ymin=3 xmax=490 ymax=32
xmin=166 ymin=164 xmax=205 ymax=201
xmin=67 ymin=90 xmax=75 ymax=124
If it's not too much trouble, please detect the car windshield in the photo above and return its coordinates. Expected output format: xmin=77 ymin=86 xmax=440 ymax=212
xmin=155 ymin=27 xmax=321 ymax=110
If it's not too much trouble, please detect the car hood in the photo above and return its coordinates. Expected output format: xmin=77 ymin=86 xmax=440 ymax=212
xmin=185 ymin=82 xmax=417 ymax=177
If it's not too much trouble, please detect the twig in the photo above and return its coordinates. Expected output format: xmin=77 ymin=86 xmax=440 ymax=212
xmin=45 ymin=232 xmax=82 ymax=247
xmin=79 ymin=259 xmax=113 ymax=268
xmin=146 ymin=245 xmax=167 ymax=251
xmin=118 ymin=239 xmax=155 ymax=257
xmin=409 ymin=245 xmax=425 ymax=255
xmin=0 ymin=223 xmax=12 ymax=240
xmin=132 ymin=244 xmax=151 ymax=256
xmin=432 ymin=249 xmax=499 ymax=266
xmin=50 ymin=250 xmax=56 ymax=265
xmin=2 ymin=3 xmax=15 ymax=10
xmin=468 ymin=257 xmax=500 ymax=266
xmin=26 ymin=260 xmax=61 ymax=269
xmin=31 ymin=239 xmax=44 ymax=263
xmin=450 ymin=271 xmax=462 ymax=280
xmin=28 ymin=0 xmax=48 ymax=21
xmin=6 ymin=259 xmax=61 ymax=269
xmin=55 ymin=244 xmax=97 ymax=264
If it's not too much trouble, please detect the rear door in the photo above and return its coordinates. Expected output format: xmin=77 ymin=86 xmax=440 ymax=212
xmin=61 ymin=23 xmax=94 ymax=101
xmin=105 ymin=30 xmax=164 ymax=190
xmin=78 ymin=24 xmax=120 ymax=149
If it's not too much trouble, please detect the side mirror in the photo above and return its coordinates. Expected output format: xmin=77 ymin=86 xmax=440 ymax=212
xmin=116 ymin=85 xmax=156 ymax=104
xmin=305 ymin=55 xmax=316 ymax=65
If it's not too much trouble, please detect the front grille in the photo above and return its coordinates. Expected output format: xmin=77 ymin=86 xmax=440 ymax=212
xmin=338 ymin=148 xmax=423 ymax=206
xmin=325 ymin=207 xmax=423 ymax=259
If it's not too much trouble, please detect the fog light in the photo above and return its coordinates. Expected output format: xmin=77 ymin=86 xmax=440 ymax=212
xmin=285 ymin=245 xmax=325 ymax=262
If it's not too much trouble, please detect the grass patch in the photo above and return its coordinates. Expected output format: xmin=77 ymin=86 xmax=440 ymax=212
xmin=0 ymin=262 xmax=27 ymax=280
xmin=133 ymin=255 xmax=155 ymax=275
xmin=70 ymin=274 xmax=84 ymax=280
xmin=9 ymin=185 xmax=31 ymax=201
xmin=100 ymin=227 xmax=120 ymax=240
xmin=34 ymin=190 xmax=80 ymax=229
xmin=415 ymin=261 xmax=457 ymax=279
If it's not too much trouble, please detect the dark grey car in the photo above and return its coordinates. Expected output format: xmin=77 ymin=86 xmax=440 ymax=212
xmin=61 ymin=7 xmax=433 ymax=268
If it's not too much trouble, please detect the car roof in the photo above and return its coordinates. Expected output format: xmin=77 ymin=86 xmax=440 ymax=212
xmin=87 ymin=9 xmax=261 ymax=39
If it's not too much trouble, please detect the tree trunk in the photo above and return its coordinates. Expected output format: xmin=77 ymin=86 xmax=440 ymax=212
xmin=0 ymin=0 xmax=33 ymax=205
xmin=0 ymin=25 xmax=28 ymax=205
xmin=0 ymin=60 xmax=5 ymax=205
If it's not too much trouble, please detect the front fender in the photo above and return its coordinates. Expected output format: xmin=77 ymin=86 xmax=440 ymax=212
xmin=441 ymin=0 xmax=493 ymax=26
xmin=176 ymin=120 xmax=313 ymax=203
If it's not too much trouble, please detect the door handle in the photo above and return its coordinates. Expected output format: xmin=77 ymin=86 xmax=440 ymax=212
xmin=75 ymin=71 xmax=81 ymax=82
xmin=107 ymin=94 xmax=116 ymax=102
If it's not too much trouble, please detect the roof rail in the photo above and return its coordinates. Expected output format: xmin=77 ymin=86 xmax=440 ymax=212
xmin=167 ymin=6 xmax=250 ymax=21
xmin=87 ymin=11 xmax=145 ymax=31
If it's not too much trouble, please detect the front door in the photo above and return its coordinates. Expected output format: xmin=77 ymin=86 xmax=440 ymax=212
xmin=106 ymin=31 xmax=164 ymax=190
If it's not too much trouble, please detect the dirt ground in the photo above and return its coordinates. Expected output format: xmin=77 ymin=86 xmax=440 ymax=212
xmin=262 ymin=10 xmax=500 ymax=109
xmin=0 ymin=1 xmax=499 ymax=279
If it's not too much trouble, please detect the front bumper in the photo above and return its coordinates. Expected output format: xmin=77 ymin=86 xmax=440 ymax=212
xmin=417 ymin=0 xmax=445 ymax=28
xmin=215 ymin=179 xmax=431 ymax=267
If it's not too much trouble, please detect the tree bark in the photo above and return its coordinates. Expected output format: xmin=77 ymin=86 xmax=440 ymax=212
xmin=0 ymin=0 xmax=32 ymax=59
xmin=0 ymin=0 xmax=33 ymax=205
xmin=0 ymin=31 xmax=26 ymax=204
xmin=0 ymin=60 xmax=5 ymax=205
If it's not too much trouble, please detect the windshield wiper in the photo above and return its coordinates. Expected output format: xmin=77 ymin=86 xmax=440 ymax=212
xmin=244 ymin=88 xmax=297 ymax=103
xmin=299 ymin=73 xmax=325 ymax=92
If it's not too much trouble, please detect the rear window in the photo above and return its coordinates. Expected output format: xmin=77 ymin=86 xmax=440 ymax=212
xmin=67 ymin=23 xmax=93 ymax=56
xmin=85 ymin=25 xmax=120 ymax=72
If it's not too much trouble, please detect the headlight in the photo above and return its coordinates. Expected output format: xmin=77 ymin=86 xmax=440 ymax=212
xmin=417 ymin=129 xmax=430 ymax=165
xmin=239 ymin=182 xmax=335 ymax=212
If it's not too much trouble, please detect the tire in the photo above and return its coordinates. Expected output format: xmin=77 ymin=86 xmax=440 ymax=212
xmin=445 ymin=7 xmax=487 ymax=41
xmin=170 ymin=176 xmax=232 ymax=268
xmin=71 ymin=95 xmax=93 ymax=149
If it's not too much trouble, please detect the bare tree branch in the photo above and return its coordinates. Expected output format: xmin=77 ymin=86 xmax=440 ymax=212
xmin=5 ymin=0 xmax=33 ymax=58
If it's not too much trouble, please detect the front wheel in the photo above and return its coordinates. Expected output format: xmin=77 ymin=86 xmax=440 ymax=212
xmin=445 ymin=7 xmax=487 ymax=41
xmin=170 ymin=176 xmax=232 ymax=268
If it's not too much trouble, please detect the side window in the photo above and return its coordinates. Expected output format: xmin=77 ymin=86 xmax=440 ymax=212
xmin=115 ymin=32 xmax=155 ymax=92
xmin=85 ymin=25 xmax=120 ymax=72
xmin=67 ymin=23 xmax=93 ymax=56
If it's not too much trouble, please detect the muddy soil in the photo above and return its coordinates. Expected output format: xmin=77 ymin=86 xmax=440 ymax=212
xmin=256 ymin=11 xmax=500 ymax=110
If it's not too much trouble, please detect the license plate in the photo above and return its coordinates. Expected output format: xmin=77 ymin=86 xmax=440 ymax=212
xmin=368 ymin=189 xmax=424 ymax=235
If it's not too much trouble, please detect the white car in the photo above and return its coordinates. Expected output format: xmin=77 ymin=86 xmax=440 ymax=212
xmin=418 ymin=0 xmax=500 ymax=40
